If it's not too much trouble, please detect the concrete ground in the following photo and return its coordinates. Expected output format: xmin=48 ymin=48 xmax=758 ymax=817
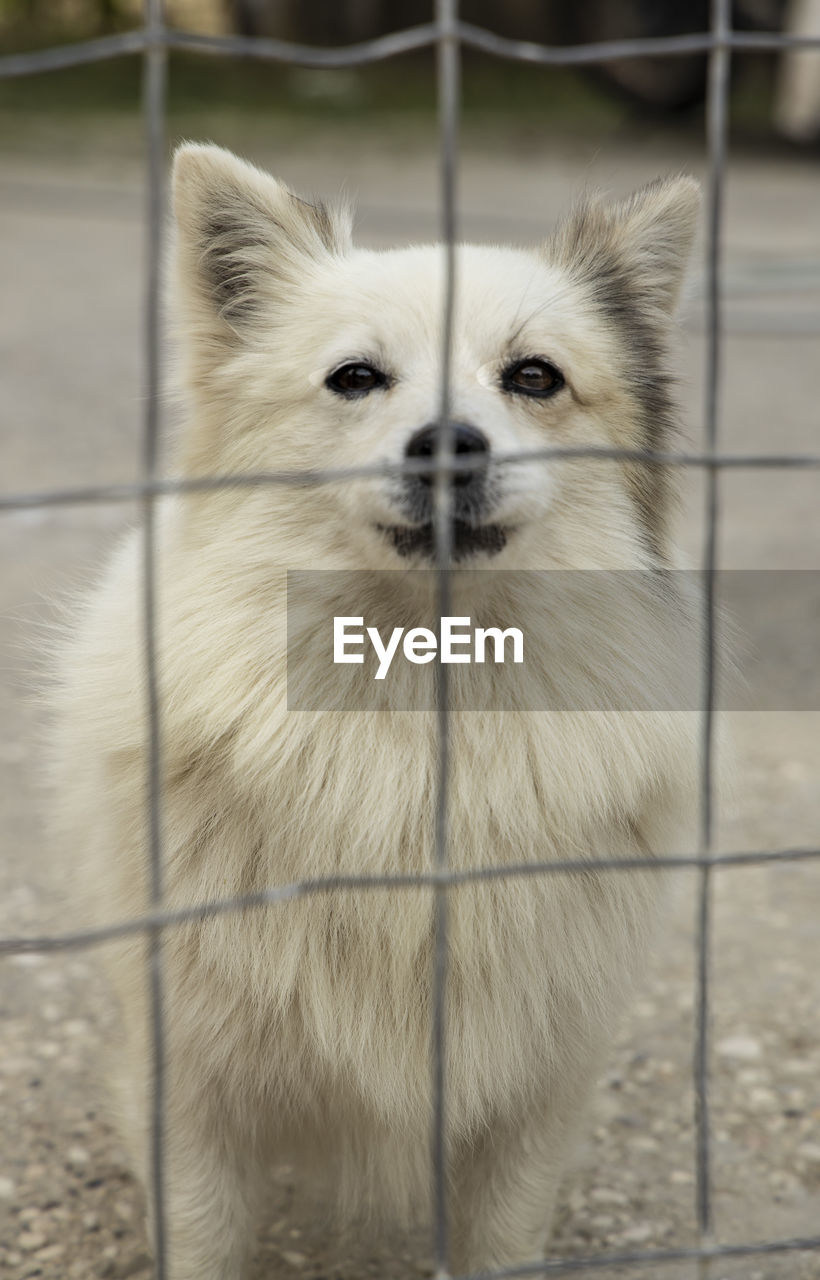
xmin=1 ymin=112 xmax=819 ymax=1279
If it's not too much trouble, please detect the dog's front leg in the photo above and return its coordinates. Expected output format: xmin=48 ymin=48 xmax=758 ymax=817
xmin=447 ymin=1086 xmax=593 ymax=1276
xmin=146 ymin=1118 xmax=260 ymax=1280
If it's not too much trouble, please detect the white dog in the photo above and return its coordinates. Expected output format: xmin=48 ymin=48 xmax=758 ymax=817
xmin=51 ymin=145 xmax=702 ymax=1278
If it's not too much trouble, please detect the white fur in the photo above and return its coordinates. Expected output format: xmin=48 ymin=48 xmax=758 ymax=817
xmin=50 ymin=145 xmax=703 ymax=1278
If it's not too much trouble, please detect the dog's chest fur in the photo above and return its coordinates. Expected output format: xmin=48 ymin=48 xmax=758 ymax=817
xmin=154 ymin=654 xmax=668 ymax=1140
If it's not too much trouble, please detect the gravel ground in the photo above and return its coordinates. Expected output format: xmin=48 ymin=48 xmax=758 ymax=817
xmin=1 ymin=117 xmax=819 ymax=1279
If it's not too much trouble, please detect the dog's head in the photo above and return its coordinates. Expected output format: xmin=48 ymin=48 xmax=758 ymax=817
xmin=172 ymin=144 xmax=699 ymax=570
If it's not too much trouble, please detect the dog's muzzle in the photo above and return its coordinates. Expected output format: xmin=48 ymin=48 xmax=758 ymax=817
xmin=378 ymin=422 xmax=509 ymax=561
xmin=405 ymin=421 xmax=489 ymax=495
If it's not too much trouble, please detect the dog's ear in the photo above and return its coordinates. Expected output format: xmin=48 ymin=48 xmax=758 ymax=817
xmin=172 ymin=143 xmax=351 ymax=342
xmin=549 ymin=175 xmax=701 ymax=322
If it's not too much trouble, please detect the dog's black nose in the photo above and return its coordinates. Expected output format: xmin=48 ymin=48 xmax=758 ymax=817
xmin=405 ymin=422 xmax=489 ymax=487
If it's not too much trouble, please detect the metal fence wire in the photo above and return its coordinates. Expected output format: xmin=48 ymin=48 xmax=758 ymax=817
xmin=2 ymin=1 xmax=820 ymax=1277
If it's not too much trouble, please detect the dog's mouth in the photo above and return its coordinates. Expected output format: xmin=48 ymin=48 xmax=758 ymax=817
xmin=376 ymin=521 xmax=509 ymax=562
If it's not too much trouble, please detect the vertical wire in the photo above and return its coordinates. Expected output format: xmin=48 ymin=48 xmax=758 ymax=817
xmin=432 ymin=0 xmax=459 ymax=1275
xmin=142 ymin=2 xmax=168 ymax=1276
xmin=695 ymin=0 xmax=731 ymax=1268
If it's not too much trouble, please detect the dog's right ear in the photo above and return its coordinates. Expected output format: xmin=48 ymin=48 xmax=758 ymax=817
xmin=172 ymin=143 xmax=351 ymax=345
xmin=549 ymin=175 xmax=700 ymax=324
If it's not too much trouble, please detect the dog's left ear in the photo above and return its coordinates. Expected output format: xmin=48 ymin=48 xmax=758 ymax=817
xmin=172 ymin=143 xmax=352 ymax=342
xmin=549 ymin=175 xmax=701 ymax=322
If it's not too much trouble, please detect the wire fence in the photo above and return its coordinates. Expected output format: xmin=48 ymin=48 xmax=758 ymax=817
xmin=1 ymin=1 xmax=820 ymax=1277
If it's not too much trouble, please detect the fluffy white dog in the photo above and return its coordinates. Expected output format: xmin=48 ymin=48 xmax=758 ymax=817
xmin=51 ymin=144 xmax=703 ymax=1279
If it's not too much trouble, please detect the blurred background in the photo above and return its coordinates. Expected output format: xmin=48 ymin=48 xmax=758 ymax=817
xmin=2 ymin=4 xmax=820 ymax=1280
xmin=2 ymin=0 xmax=820 ymax=141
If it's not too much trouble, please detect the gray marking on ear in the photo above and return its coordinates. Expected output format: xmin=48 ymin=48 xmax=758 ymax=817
xmin=199 ymin=209 xmax=278 ymax=325
xmin=198 ymin=197 xmax=347 ymax=329
xmin=549 ymin=177 xmax=700 ymax=557
xmin=173 ymin=143 xmax=353 ymax=338
xmin=588 ymin=258 xmax=679 ymax=556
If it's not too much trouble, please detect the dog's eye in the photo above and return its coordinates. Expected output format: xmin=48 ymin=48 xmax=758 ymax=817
xmin=326 ymin=363 xmax=388 ymax=397
xmin=503 ymin=358 xmax=565 ymax=399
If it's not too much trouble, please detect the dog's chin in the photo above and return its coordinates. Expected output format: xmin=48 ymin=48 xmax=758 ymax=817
xmin=376 ymin=521 xmax=509 ymax=562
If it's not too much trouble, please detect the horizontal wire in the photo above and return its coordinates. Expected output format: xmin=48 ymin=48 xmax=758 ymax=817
xmin=0 ymin=29 xmax=148 ymax=77
xmin=3 ymin=23 xmax=820 ymax=80
xmin=451 ymin=1231 xmax=820 ymax=1278
xmin=2 ymin=446 xmax=820 ymax=515
xmin=2 ymin=845 xmax=818 ymax=957
xmin=456 ymin=21 xmax=820 ymax=64
xmin=168 ymin=23 xmax=438 ymax=68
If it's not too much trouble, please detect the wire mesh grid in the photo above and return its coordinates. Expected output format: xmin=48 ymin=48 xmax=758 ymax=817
xmin=2 ymin=1 xmax=820 ymax=1277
